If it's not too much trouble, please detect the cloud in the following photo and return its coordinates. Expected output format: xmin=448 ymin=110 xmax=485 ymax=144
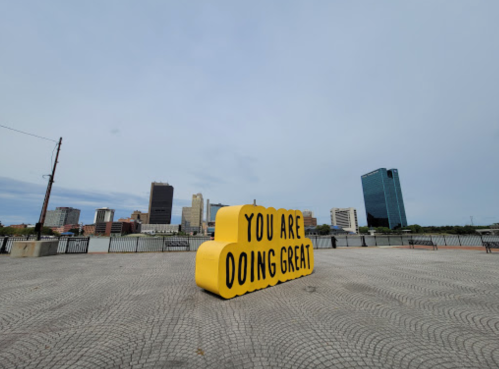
xmin=0 ymin=177 xmax=190 ymax=225
xmin=0 ymin=1 xmax=498 ymax=227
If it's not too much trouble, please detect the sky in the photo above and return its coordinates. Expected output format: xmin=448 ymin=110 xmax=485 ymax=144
xmin=1 ymin=1 xmax=498 ymax=227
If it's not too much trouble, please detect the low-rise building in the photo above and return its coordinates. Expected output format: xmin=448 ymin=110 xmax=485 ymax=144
xmin=95 ymin=222 xmax=136 ymax=236
xmin=141 ymin=224 xmax=179 ymax=234
xmin=302 ymin=210 xmax=317 ymax=227
xmin=304 ymin=217 xmax=317 ymax=227
xmin=83 ymin=225 xmax=96 ymax=235
xmin=51 ymin=224 xmax=80 ymax=234
xmin=131 ymin=211 xmax=149 ymax=224
xmin=9 ymin=224 xmax=28 ymax=229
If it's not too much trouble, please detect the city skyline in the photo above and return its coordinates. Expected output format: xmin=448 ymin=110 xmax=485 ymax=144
xmin=0 ymin=175 xmax=496 ymax=228
xmin=0 ymin=2 xmax=498 ymax=227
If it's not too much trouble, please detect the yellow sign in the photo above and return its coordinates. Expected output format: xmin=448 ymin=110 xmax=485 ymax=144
xmin=195 ymin=205 xmax=315 ymax=299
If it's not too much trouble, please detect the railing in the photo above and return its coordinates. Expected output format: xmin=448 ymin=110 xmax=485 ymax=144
xmin=0 ymin=236 xmax=89 ymax=254
xmin=108 ymin=236 xmax=211 ymax=253
xmin=306 ymin=234 xmax=499 ymax=249
xmin=2 ymin=234 xmax=497 ymax=255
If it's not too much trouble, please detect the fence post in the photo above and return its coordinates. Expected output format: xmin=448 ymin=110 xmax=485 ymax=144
xmin=443 ymin=235 xmax=447 ymax=246
xmin=479 ymin=234 xmax=483 ymax=246
xmin=430 ymin=235 xmax=433 ymax=246
xmin=458 ymin=235 xmax=461 ymax=246
xmin=136 ymin=237 xmax=139 ymax=253
xmin=388 ymin=236 xmax=391 ymax=246
xmin=346 ymin=236 xmax=349 ymax=247
xmin=375 ymin=236 xmax=377 ymax=247
xmin=162 ymin=237 xmax=165 ymax=252
xmin=0 ymin=237 xmax=8 ymax=254
xmin=65 ymin=238 xmax=69 ymax=254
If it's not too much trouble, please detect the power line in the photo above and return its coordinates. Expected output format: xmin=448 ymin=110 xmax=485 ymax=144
xmin=0 ymin=123 xmax=58 ymax=143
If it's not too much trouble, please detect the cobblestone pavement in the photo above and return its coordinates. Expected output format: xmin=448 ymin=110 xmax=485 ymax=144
xmin=1 ymin=248 xmax=498 ymax=369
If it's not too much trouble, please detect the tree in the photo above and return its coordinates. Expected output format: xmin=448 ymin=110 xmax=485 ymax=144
xmin=406 ymin=224 xmax=423 ymax=234
xmin=68 ymin=228 xmax=80 ymax=235
xmin=316 ymin=224 xmax=331 ymax=235
xmin=375 ymin=227 xmax=392 ymax=234
xmin=359 ymin=226 xmax=369 ymax=234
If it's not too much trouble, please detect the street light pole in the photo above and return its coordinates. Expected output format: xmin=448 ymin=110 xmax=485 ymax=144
xmin=36 ymin=137 xmax=62 ymax=240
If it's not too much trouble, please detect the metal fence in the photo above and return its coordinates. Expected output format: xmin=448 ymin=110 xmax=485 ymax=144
xmin=2 ymin=234 xmax=497 ymax=255
xmin=108 ymin=236 xmax=211 ymax=253
xmin=307 ymin=234 xmax=499 ymax=249
xmin=0 ymin=236 xmax=89 ymax=254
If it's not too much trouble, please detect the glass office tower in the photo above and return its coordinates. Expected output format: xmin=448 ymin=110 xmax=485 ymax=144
xmin=361 ymin=168 xmax=407 ymax=229
xmin=209 ymin=203 xmax=228 ymax=222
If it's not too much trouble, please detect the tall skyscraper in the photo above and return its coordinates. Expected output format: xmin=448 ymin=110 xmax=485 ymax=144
xmin=190 ymin=193 xmax=204 ymax=228
xmin=361 ymin=168 xmax=407 ymax=229
xmin=148 ymin=182 xmax=174 ymax=224
xmin=331 ymin=207 xmax=359 ymax=234
xmin=181 ymin=207 xmax=191 ymax=230
xmin=94 ymin=207 xmax=115 ymax=223
xmin=44 ymin=207 xmax=81 ymax=227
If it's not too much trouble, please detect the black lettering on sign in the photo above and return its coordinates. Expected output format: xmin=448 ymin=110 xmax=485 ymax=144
xmin=226 ymin=252 xmax=235 ymax=289
xmin=288 ymin=246 xmax=295 ymax=272
xmin=256 ymin=213 xmax=263 ymax=241
xmin=251 ymin=251 xmax=255 ymax=282
xmin=281 ymin=214 xmax=286 ymax=239
xmin=294 ymin=245 xmax=300 ymax=271
xmin=281 ymin=247 xmax=287 ymax=273
xmin=238 ymin=252 xmax=247 ymax=285
xmin=268 ymin=249 xmax=276 ymax=277
xmin=300 ymin=244 xmax=306 ymax=269
xmin=245 ymin=213 xmax=254 ymax=242
xmin=267 ymin=214 xmax=273 ymax=241
xmin=306 ymin=244 xmax=310 ymax=269
xmin=296 ymin=216 xmax=301 ymax=239
xmin=288 ymin=215 xmax=295 ymax=239
xmin=257 ymin=251 xmax=266 ymax=280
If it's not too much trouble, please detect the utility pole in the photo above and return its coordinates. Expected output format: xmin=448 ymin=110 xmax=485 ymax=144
xmin=36 ymin=137 xmax=62 ymax=240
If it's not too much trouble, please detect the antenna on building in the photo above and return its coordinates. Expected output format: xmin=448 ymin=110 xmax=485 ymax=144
xmin=253 ymin=199 xmax=257 ymax=206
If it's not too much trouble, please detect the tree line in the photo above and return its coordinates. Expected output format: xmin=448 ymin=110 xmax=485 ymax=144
xmin=0 ymin=226 xmax=58 ymax=237
xmin=358 ymin=225 xmax=490 ymax=235
xmin=309 ymin=224 xmax=491 ymax=235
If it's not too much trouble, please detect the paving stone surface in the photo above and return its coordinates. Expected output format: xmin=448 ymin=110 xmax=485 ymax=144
xmin=0 ymin=248 xmax=498 ymax=369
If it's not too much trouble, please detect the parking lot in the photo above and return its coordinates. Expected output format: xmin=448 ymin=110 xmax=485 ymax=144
xmin=1 ymin=248 xmax=498 ymax=368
